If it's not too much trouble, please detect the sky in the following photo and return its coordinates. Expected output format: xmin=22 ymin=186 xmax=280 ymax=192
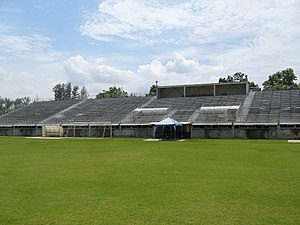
xmin=0 ymin=0 xmax=299 ymax=99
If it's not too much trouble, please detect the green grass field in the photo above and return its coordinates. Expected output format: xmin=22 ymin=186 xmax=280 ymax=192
xmin=0 ymin=137 xmax=299 ymax=225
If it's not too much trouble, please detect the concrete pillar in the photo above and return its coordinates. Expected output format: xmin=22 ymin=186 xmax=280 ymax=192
xmin=214 ymin=85 xmax=216 ymax=96
xmin=277 ymin=122 xmax=280 ymax=139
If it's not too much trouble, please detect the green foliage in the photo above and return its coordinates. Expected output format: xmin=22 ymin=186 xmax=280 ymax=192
xmin=52 ymin=83 xmax=64 ymax=100
xmin=219 ymin=72 xmax=248 ymax=83
xmin=0 ymin=97 xmax=13 ymax=113
xmin=0 ymin=137 xmax=299 ymax=225
xmin=96 ymin=86 xmax=128 ymax=99
xmin=146 ymin=84 xmax=157 ymax=96
xmin=80 ymin=86 xmax=88 ymax=99
xmin=64 ymin=82 xmax=72 ymax=100
xmin=14 ymin=97 xmax=30 ymax=106
xmin=71 ymin=85 xmax=79 ymax=99
xmin=0 ymin=96 xmax=30 ymax=114
xmin=248 ymin=81 xmax=261 ymax=91
xmin=263 ymin=68 xmax=298 ymax=90
xmin=219 ymin=72 xmax=260 ymax=91
xmin=52 ymin=83 xmax=88 ymax=100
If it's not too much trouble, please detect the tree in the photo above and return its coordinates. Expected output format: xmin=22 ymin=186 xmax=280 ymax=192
xmin=72 ymin=86 xmax=79 ymax=99
xmin=219 ymin=72 xmax=260 ymax=91
xmin=219 ymin=72 xmax=248 ymax=83
xmin=0 ymin=97 xmax=10 ymax=113
xmin=262 ymin=68 xmax=298 ymax=90
xmin=80 ymin=86 xmax=88 ymax=99
xmin=248 ymin=81 xmax=261 ymax=91
xmin=96 ymin=86 xmax=128 ymax=99
xmin=64 ymin=82 xmax=72 ymax=100
xmin=0 ymin=96 xmax=30 ymax=114
xmin=3 ymin=98 xmax=13 ymax=109
xmin=52 ymin=83 xmax=64 ymax=101
xmin=219 ymin=76 xmax=233 ymax=83
xmin=146 ymin=84 xmax=157 ymax=96
xmin=53 ymin=83 xmax=88 ymax=100
xmin=14 ymin=97 xmax=30 ymax=106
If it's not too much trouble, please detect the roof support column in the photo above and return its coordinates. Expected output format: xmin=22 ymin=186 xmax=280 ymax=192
xmin=214 ymin=85 xmax=216 ymax=96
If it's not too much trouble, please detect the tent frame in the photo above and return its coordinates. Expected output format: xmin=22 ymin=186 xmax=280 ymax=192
xmin=153 ymin=118 xmax=182 ymax=140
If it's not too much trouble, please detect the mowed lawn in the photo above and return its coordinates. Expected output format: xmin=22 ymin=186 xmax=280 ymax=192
xmin=0 ymin=137 xmax=299 ymax=225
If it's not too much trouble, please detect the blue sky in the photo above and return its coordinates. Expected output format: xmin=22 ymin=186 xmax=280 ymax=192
xmin=0 ymin=0 xmax=299 ymax=99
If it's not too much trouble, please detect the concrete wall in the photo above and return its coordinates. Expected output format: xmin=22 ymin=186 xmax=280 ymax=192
xmin=191 ymin=126 xmax=234 ymax=139
xmin=192 ymin=125 xmax=300 ymax=139
xmin=158 ymin=87 xmax=184 ymax=98
xmin=0 ymin=126 xmax=42 ymax=136
xmin=113 ymin=127 xmax=153 ymax=138
xmin=215 ymin=83 xmax=248 ymax=96
xmin=1 ymin=124 xmax=299 ymax=139
xmin=186 ymin=86 xmax=214 ymax=97
xmin=0 ymin=127 xmax=13 ymax=136
xmin=157 ymin=82 xmax=249 ymax=98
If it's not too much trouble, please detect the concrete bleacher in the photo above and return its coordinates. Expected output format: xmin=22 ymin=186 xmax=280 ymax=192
xmin=0 ymin=90 xmax=299 ymax=127
xmin=193 ymin=95 xmax=245 ymax=123
xmin=246 ymin=90 xmax=300 ymax=123
xmin=125 ymin=97 xmax=203 ymax=124
xmin=40 ymin=97 xmax=151 ymax=125
xmin=127 ymin=95 xmax=246 ymax=124
xmin=0 ymin=100 xmax=81 ymax=126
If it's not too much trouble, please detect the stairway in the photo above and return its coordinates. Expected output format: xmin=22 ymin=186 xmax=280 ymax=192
xmin=236 ymin=91 xmax=256 ymax=122
xmin=38 ymin=99 xmax=87 ymax=125
xmin=120 ymin=97 xmax=156 ymax=124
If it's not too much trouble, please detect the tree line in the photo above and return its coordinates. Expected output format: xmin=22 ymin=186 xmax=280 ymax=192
xmin=0 ymin=67 xmax=298 ymax=115
xmin=0 ymin=97 xmax=30 ymax=115
xmin=218 ymin=68 xmax=299 ymax=91
xmin=52 ymin=83 xmax=88 ymax=101
xmin=44 ymin=68 xmax=300 ymax=101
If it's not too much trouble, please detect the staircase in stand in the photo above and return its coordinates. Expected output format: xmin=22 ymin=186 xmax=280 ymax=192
xmin=236 ymin=91 xmax=255 ymax=122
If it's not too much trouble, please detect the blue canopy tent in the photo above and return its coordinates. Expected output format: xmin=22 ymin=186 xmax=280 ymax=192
xmin=153 ymin=118 xmax=182 ymax=140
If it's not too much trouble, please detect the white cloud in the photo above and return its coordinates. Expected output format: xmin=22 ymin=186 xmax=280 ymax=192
xmin=0 ymin=32 xmax=68 ymax=62
xmin=0 ymin=34 xmax=50 ymax=52
xmin=0 ymin=63 xmax=67 ymax=99
xmin=0 ymin=66 xmax=8 ymax=81
xmin=137 ymin=52 xmax=224 ymax=88
xmin=206 ymin=2 xmax=300 ymax=85
xmin=64 ymin=53 xmax=224 ymax=95
xmin=64 ymin=55 xmax=139 ymax=85
xmin=78 ymin=0 xmax=300 ymax=86
xmin=166 ymin=53 xmax=201 ymax=73
xmin=0 ymin=23 xmax=12 ymax=33
xmin=79 ymin=0 xmax=299 ymax=47
xmin=64 ymin=55 xmax=143 ymax=95
xmin=80 ymin=0 xmax=198 ymax=45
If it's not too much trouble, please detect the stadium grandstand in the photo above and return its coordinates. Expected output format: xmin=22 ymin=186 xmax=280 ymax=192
xmin=0 ymin=82 xmax=299 ymax=139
